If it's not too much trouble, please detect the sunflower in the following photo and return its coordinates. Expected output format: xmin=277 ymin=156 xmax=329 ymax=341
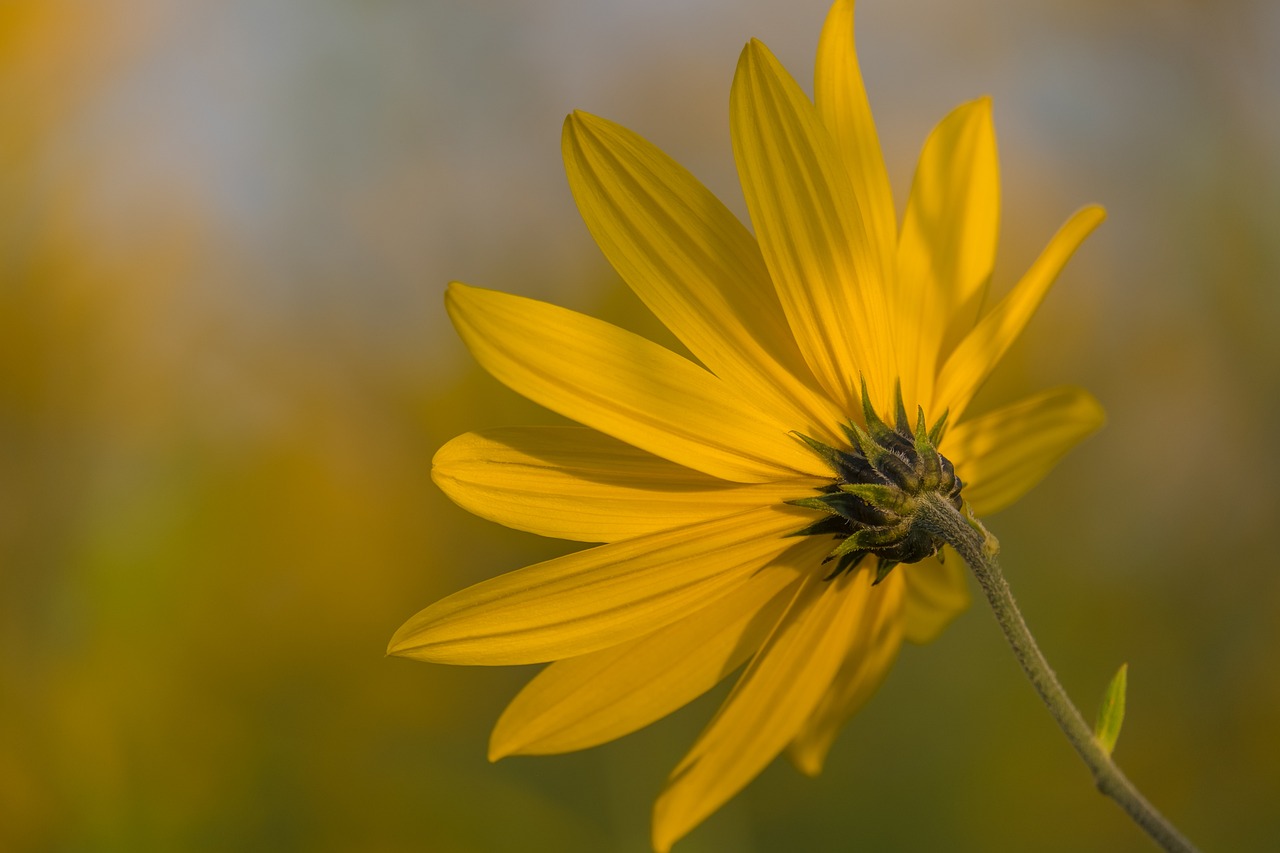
xmin=390 ymin=1 xmax=1105 ymax=849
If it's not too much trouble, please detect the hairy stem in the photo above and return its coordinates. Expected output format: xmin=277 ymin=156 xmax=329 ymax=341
xmin=916 ymin=493 xmax=1199 ymax=853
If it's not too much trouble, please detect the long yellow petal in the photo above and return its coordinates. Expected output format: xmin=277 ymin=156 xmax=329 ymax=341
xmin=814 ymin=0 xmax=896 ymax=288
xmin=446 ymin=283 xmax=827 ymax=483
xmin=933 ymin=205 xmax=1106 ymax=420
xmin=652 ymin=565 xmax=879 ymax=852
xmin=896 ymin=98 xmax=1000 ymax=413
xmin=562 ymin=111 xmax=846 ymax=443
xmin=387 ymin=504 xmax=814 ymax=666
xmin=900 ymin=553 xmax=970 ymax=645
xmin=948 ymin=386 xmax=1106 ymax=516
xmin=731 ymin=39 xmax=896 ymax=416
xmin=488 ymin=552 xmax=816 ymax=759
xmin=435 ymin=426 xmax=825 ymax=543
xmin=787 ymin=568 xmax=904 ymax=775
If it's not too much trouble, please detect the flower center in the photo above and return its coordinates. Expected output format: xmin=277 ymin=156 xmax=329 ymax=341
xmin=789 ymin=382 xmax=964 ymax=584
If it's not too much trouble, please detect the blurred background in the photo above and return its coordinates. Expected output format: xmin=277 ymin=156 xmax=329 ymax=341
xmin=2 ymin=0 xmax=1277 ymax=850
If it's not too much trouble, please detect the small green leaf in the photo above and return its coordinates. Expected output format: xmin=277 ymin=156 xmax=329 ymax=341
xmin=1093 ymin=663 xmax=1128 ymax=756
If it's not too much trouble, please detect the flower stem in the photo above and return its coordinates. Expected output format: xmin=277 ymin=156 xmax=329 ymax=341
xmin=916 ymin=493 xmax=1200 ymax=853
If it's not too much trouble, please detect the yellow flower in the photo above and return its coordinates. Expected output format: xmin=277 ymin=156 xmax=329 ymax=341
xmin=390 ymin=1 xmax=1105 ymax=849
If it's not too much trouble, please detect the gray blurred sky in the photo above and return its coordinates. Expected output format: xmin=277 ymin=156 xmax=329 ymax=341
xmin=57 ymin=0 xmax=1280 ymax=386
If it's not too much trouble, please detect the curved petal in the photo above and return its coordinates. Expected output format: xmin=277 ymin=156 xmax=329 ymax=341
xmin=896 ymin=98 xmax=1000 ymax=413
xmin=563 ymin=111 xmax=846 ymax=443
xmin=814 ymin=0 xmax=896 ymax=287
xmin=387 ymin=504 xmax=814 ymax=666
xmin=652 ymin=564 xmax=878 ymax=852
xmin=446 ymin=283 xmax=827 ymax=483
xmin=948 ymin=386 xmax=1106 ymax=516
xmin=933 ymin=205 xmax=1106 ymax=420
xmin=435 ymin=427 xmax=825 ymax=543
xmin=787 ymin=568 xmax=904 ymax=775
xmin=900 ymin=552 xmax=970 ymax=645
xmin=489 ymin=549 xmax=817 ymax=759
xmin=731 ymin=39 xmax=897 ymax=416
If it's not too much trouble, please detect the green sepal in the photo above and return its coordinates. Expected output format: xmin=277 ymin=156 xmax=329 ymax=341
xmin=858 ymin=376 xmax=898 ymax=446
xmin=838 ymin=482 xmax=914 ymax=514
xmin=843 ymin=420 xmax=921 ymax=492
xmin=791 ymin=432 xmax=845 ymax=470
xmin=792 ymin=430 xmax=866 ymax=482
xmin=892 ymin=381 xmax=912 ymax=435
xmin=872 ymin=558 xmax=899 ymax=585
xmin=928 ymin=408 xmax=950 ymax=445
xmin=792 ymin=491 xmax=893 ymax=528
xmin=839 ymin=417 xmax=870 ymax=458
xmin=786 ymin=495 xmax=844 ymax=515
xmin=849 ymin=521 xmax=910 ymax=549
xmin=841 ymin=420 xmax=879 ymax=464
xmin=1093 ymin=663 xmax=1128 ymax=757
xmin=787 ymin=515 xmax=849 ymax=539
xmin=823 ymin=549 xmax=867 ymax=580
xmin=827 ymin=534 xmax=866 ymax=560
xmin=913 ymin=407 xmax=943 ymax=489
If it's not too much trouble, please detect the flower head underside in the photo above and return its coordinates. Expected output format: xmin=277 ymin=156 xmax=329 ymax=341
xmin=390 ymin=2 xmax=1106 ymax=850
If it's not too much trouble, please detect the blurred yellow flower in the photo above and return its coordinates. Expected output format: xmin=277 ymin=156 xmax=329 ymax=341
xmin=391 ymin=0 xmax=1105 ymax=848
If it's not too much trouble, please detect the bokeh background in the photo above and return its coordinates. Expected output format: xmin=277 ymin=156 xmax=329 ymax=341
xmin=3 ymin=0 xmax=1277 ymax=850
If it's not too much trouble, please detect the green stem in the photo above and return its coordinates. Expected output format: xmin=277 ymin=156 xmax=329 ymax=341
xmin=916 ymin=494 xmax=1200 ymax=853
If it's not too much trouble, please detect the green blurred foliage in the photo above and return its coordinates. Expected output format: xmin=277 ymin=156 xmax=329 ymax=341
xmin=1 ymin=1 xmax=1277 ymax=851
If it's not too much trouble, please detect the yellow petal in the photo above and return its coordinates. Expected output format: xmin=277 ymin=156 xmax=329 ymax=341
xmin=435 ymin=426 xmax=825 ymax=543
xmin=900 ymin=552 xmax=970 ymax=645
xmin=948 ymin=386 xmax=1106 ymax=516
xmin=787 ymin=569 xmax=904 ymax=775
xmin=387 ymin=504 xmax=813 ymax=666
xmin=730 ymin=39 xmax=896 ymax=416
xmin=562 ymin=111 xmax=846 ymax=443
xmin=489 ymin=550 xmax=815 ymax=759
xmin=652 ymin=565 xmax=879 ymax=852
xmin=446 ymin=283 xmax=827 ymax=483
xmin=896 ymin=98 xmax=1000 ymax=413
xmin=933 ymin=205 xmax=1106 ymax=420
xmin=814 ymin=0 xmax=896 ymax=288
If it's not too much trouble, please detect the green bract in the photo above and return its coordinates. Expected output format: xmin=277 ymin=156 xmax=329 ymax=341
xmin=791 ymin=382 xmax=960 ymax=584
